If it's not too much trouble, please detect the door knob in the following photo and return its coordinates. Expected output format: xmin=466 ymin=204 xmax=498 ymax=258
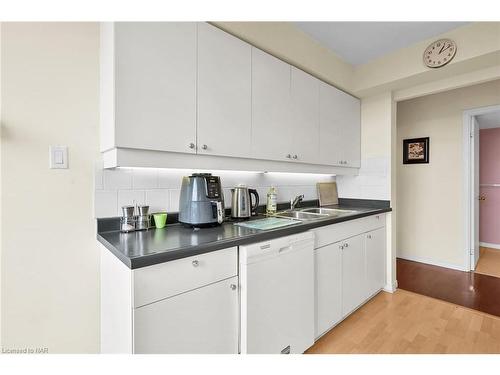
xmin=344 ymin=243 xmax=349 ymax=248
xmin=192 ymin=260 xmax=199 ymax=267
xmin=286 ymin=154 xmax=292 ymax=159
xmin=188 ymin=143 xmax=195 ymax=149
xmin=367 ymin=234 xmax=372 ymax=239
xmin=230 ymin=284 xmax=237 ymax=290
xmin=293 ymin=155 xmax=298 ymax=159
xmin=479 ymin=196 xmax=486 ymax=201
xmin=202 ymin=144 xmax=208 ymax=150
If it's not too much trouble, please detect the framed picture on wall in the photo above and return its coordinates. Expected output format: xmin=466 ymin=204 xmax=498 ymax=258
xmin=403 ymin=137 xmax=430 ymax=164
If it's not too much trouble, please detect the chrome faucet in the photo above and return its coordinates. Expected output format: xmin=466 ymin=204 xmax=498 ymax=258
xmin=290 ymin=194 xmax=304 ymax=210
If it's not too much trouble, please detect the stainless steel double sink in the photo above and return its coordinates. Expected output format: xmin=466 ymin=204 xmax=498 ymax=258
xmin=272 ymin=207 xmax=358 ymax=221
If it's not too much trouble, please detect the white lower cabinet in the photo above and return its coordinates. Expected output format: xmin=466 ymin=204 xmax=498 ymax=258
xmin=315 ymin=242 xmax=342 ymax=338
xmin=341 ymin=234 xmax=366 ymax=317
xmin=365 ymin=227 xmax=386 ymax=298
xmin=134 ymin=276 xmax=239 ymax=354
xmin=313 ymin=214 xmax=386 ymax=339
xmin=100 ymin=246 xmax=239 ymax=354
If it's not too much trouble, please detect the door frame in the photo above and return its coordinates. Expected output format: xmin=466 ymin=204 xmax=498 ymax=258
xmin=463 ymin=105 xmax=500 ymax=271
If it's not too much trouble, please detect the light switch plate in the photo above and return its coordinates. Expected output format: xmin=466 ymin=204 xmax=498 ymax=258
xmin=49 ymin=146 xmax=68 ymax=169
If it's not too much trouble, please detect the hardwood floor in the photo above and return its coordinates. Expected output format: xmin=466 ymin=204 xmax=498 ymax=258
xmin=306 ymin=289 xmax=500 ymax=354
xmin=397 ymin=258 xmax=500 ymax=317
xmin=476 ymin=247 xmax=500 ymax=278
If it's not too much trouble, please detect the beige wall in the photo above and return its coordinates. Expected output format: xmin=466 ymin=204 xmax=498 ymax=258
xmin=212 ymin=22 xmax=354 ymax=92
xmin=397 ymin=80 xmax=500 ymax=269
xmin=1 ymin=23 xmax=100 ymax=353
xmin=353 ymin=23 xmax=500 ymax=97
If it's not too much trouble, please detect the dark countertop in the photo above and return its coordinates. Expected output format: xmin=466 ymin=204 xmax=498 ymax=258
xmin=97 ymin=200 xmax=391 ymax=269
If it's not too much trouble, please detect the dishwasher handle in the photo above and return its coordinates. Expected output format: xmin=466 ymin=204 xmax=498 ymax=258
xmin=242 ymin=237 xmax=314 ymax=265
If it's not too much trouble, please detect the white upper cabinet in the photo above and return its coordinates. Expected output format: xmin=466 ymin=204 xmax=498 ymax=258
xmin=251 ymin=48 xmax=292 ymax=162
xmin=109 ymin=22 xmax=197 ymax=153
xmin=291 ymin=67 xmax=320 ymax=164
xmin=339 ymin=93 xmax=361 ymax=168
xmin=319 ymin=82 xmax=361 ymax=167
xmin=197 ymin=23 xmax=252 ymax=158
xmin=100 ymin=22 xmax=361 ymax=171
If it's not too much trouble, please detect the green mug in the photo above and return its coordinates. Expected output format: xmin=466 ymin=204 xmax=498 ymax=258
xmin=153 ymin=213 xmax=167 ymax=229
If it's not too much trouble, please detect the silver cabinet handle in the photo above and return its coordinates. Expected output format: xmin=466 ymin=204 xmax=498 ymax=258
xmin=286 ymin=154 xmax=292 ymax=159
xmin=202 ymin=144 xmax=208 ymax=150
xmin=339 ymin=245 xmax=344 ymax=250
xmin=230 ymin=284 xmax=237 ymax=290
xmin=188 ymin=143 xmax=195 ymax=149
xmin=192 ymin=260 xmax=199 ymax=267
xmin=293 ymin=155 xmax=298 ymax=159
xmin=344 ymin=243 xmax=349 ymax=248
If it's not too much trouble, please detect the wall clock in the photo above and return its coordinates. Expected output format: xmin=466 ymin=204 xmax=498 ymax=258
xmin=423 ymin=39 xmax=457 ymax=68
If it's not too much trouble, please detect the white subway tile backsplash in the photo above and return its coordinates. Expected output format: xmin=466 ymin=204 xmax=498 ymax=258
xmin=132 ymin=169 xmax=159 ymax=189
xmin=169 ymin=189 xmax=181 ymax=212
xmin=94 ymin=190 xmax=118 ymax=218
xmin=223 ymin=188 xmax=232 ymax=207
xmin=104 ymin=168 xmax=133 ymax=190
xmin=158 ymin=169 xmax=184 ymax=189
xmin=94 ymin=165 xmax=343 ymax=218
xmin=145 ymin=189 xmax=169 ymax=212
xmin=118 ymin=190 xmax=146 ymax=209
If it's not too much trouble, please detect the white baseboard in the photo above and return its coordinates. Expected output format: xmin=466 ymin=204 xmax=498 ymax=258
xmin=383 ymin=280 xmax=398 ymax=293
xmin=397 ymin=254 xmax=466 ymax=271
xmin=479 ymin=242 xmax=500 ymax=250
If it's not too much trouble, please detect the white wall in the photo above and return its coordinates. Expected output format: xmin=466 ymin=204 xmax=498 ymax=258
xmin=1 ymin=23 xmax=100 ymax=353
xmin=397 ymin=80 xmax=500 ymax=269
xmin=94 ymin=164 xmax=335 ymax=217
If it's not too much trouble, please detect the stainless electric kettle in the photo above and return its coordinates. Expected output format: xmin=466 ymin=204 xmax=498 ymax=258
xmin=231 ymin=184 xmax=259 ymax=219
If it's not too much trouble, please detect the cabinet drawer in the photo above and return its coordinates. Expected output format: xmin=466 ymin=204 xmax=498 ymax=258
xmin=133 ymin=247 xmax=237 ymax=307
xmin=313 ymin=214 xmax=385 ymax=249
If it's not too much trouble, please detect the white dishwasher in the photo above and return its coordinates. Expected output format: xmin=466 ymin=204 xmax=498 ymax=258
xmin=239 ymin=231 xmax=315 ymax=354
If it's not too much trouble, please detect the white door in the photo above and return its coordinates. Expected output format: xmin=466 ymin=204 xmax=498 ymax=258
xmin=339 ymin=93 xmax=361 ymax=168
xmin=471 ymin=117 xmax=481 ymax=269
xmin=365 ymin=228 xmax=386 ymax=298
xmin=197 ymin=22 xmax=252 ymax=158
xmin=114 ymin=22 xmax=197 ymax=153
xmin=290 ymin=67 xmax=320 ymax=164
xmin=133 ymin=276 xmax=239 ymax=354
xmin=319 ymin=82 xmax=345 ymax=166
xmin=341 ymin=234 xmax=365 ymax=317
xmin=315 ymin=242 xmax=342 ymax=339
xmin=319 ymin=83 xmax=360 ymax=167
xmin=251 ymin=47 xmax=292 ymax=162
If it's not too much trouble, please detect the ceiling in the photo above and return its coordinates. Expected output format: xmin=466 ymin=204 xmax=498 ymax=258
xmin=477 ymin=111 xmax=500 ymax=129
xmin=294 ymin=22 xmax=469 ymax=66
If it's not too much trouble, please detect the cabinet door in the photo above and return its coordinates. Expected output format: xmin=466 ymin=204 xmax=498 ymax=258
xmin=197 ymin=22 xmax=252 ymax=158
xmin=340 ymin=93 xmax=361 ymax=167
xmin=319 ymin=82 xmax=346 ymax=166
xmin=315 ymin=242 xmax=342 ymax=339
xmin=134 ymin=276 xmax=239 ymax=354
xmin=251 ymin=47 xmax=292 ymax=162
xmin=114 ymin=22 xmax=197 ymax=153
xmin=365 ymin=228 xmax=386 ymax=298
xmin=319 ymin=82 xmax=360 ymax=167
xmin=341 ymin=234 xmax=365 ymax=317
xmin=290 ymin=67 xmax=320 ymax=164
